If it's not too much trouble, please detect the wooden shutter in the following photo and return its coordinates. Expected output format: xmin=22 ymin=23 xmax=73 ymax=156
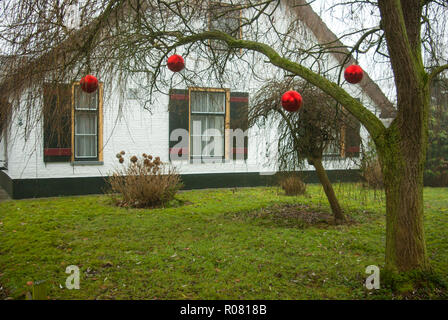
xmin=344 ymin=115 xmax=361 ymax=158
xmin=43 ymin=84 xmax=72 ymax=162
xmin=168 ymin=89 xmax=189 ymax=160
xmin=230 ymin=92 xmax=249 ymax=160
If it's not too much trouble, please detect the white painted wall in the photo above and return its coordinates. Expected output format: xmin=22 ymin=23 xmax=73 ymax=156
xmin=0 ymin=130 xmax=6 ymax=168
xmin=3 ymin=0 xmax=384 ymax=181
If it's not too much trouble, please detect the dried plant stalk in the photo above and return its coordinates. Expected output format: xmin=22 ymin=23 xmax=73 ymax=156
xmin=108 ymin=153 xmax=183 ymax=208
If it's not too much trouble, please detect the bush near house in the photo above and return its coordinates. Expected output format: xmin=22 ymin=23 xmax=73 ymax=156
xmin=360 ymin=140 xmax=384 ymax=190
xmin=425 ymin=102 xmax=448 ymax=187
xmin=108 ymin=152 xmax=183 ymax=208
xmin=361 ymin=159 xmax=383 ymax=190
xmin=279 ymin=175 xmax=306 ymax=196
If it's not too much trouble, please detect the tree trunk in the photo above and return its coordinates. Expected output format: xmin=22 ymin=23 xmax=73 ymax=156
xmin=377 ymin=116 xmax=429 ymax=273
xmin=376 ymin=0 xmax=430 ymax=275
xmin=309 ymin=157 xmax=345 ymax=224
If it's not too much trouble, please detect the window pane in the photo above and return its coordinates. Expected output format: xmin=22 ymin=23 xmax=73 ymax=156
xmin=75 ymin=86 xmax=98 ymax=110
xmin=191 ymin=91 xmax=225 ymax=113
xmin=191 ymin=115 xmax=204 ymax=156
xmin=75 ymin=113 xmax=97 ymax=135
xmin=209 ymin=92 xmax=225 ymax=113
xmin=75 ymin=135 xmax=97 ymax=158
xmin=207 ymin=115 xmax=224 ymax=133
xmin=75 ymin=112 xmax=97 ymax=158
xmin=190 ymin=114 xmax=224 ymax=158
xmin=191 ymin=91 xmax=208 ymax=112
xmin=323 ymin=141 xmax=340 ymax=156
xmin=209 ymin=136 xmax=224 ymax=157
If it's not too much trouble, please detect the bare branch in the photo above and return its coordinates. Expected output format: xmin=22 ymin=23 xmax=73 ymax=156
xmin=428 ymin=64 xmax=448 ymax=82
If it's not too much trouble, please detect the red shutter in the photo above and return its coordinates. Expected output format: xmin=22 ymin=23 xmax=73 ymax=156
xmin=230 ymin=92 xmax=249 ymax=160
xmin=168 ymin=89 xmax=189 ymax=160
xmin=43 ymin=84 xmax=72 ymax=162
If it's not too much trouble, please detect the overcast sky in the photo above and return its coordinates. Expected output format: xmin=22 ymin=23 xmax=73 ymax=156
xmin=309 ymin=0 xmax=397 ymax=103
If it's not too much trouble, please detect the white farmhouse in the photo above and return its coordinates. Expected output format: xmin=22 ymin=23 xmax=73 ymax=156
xmin=0 ymin=0 xmax=395 ymax=199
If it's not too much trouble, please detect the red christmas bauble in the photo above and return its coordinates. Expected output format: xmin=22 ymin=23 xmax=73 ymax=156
xmin=80 ymin=75 xmax=99 ymax=93
xmin=281 ymin=90 xmax=303 ymax=112
xmin=167 ymin=54 xmax=185 ymax=72
xmin=344 ymin=65 xmax=363 ymax=84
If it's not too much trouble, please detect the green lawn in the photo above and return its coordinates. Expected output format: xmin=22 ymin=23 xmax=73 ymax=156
xmin=0 ymin=184 xmax=447 ymax=299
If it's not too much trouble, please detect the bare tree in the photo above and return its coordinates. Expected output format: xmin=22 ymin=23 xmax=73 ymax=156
xmin=1 ymin=0 xmax=448 ymax=280
xmin=251 ymin=78 xmax=347 ymax=223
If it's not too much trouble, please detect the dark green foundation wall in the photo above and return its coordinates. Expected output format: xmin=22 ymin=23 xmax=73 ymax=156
xmin=0 ymin=170 xmax=362 ymax=200
xmin=0 ymin=170 xmax=13 ymax=197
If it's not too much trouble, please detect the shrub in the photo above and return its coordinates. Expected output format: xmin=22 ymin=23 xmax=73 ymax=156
xmin=425 ymin=99 xmax=448 ymax=187
xmin=279 ymin=175 xmax=306 ymax=196
xmin=108 ymin=153 xmax=183 ymax=208
xmin=360 ymin=140 xmax=384 ymax=189
xmin=361 ymin=158 xmax=384 ymax=190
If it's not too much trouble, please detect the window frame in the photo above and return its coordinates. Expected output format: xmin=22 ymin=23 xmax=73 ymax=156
xmin=71 ymin=82 xmax=103 ymax=162
xmin=188 ymin=87 xmax=230 ymax=161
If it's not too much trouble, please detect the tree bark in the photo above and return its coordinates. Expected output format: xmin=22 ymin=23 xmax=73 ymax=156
xmin=376 ymin=0 xmax=430 ymax=274
xmin=309 ymin=157 xmax=345 ymax=224
xmin=378 ymin=124 xmax=429 ymax=273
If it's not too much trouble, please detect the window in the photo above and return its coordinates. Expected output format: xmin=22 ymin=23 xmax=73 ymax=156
xmin=42 ymin=82 xmax=103 ymax=163
xmin=73 ymin=84 xmax=102 ymax=160
xmin=208 ymin=2 xmax=242 ymax=51
xmin=323 ymin=141 xmax=341 ymax=158
xmin=319 ymin=105 xmax=361 ymax=159
xmin=343 ymin=118 xmax=361 ymax=158
xmin=168 ymin=88 xmax=248 ymax=162
xmin=190 ymin=89 xmax=227 ymax=161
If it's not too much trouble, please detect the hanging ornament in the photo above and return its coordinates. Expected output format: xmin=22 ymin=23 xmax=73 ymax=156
xmin=167 ymin=54 xmax=185 ymax=72
xmin=344 ymin=65 xmax=363 ymax=84
xmin=80 ymin=75 xmax=99 ymax=93
xmin=281 ymin=90 xmax=303 ymax=112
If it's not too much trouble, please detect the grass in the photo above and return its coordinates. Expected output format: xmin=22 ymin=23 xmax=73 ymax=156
xmin=0 ymin=183 xmax=447 ymax=300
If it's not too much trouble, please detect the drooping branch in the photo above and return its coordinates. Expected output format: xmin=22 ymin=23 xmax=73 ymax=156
xmin=172 ymin=30 xmax=386 ymax=141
